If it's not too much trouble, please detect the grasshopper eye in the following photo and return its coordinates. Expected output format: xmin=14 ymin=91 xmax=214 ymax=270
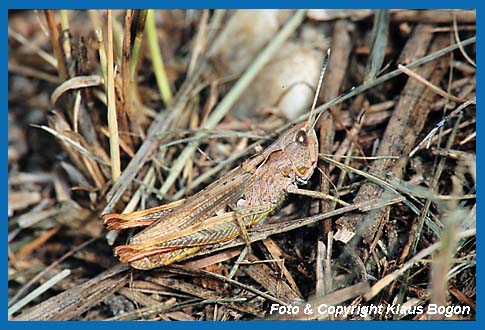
xmin=295 ymin=130 xmax=308 ymax=146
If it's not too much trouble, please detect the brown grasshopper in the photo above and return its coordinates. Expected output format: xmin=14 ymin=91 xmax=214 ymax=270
xmin=102 ymin=49 xmax=331 ymax=270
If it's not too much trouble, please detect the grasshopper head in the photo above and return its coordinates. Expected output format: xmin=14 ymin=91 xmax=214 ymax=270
xmin=278 ymin=48 xmax=329 ymax=185
xmin=282 ymin=123 xmax=319 ymax=185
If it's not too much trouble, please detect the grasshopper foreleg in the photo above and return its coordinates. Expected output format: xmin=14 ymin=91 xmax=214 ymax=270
xmin=286 ymin=186 xmax=349 ymax=207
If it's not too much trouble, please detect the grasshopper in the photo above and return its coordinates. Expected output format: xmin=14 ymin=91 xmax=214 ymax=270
xmin=102 ymin=50 xmax=331 ymax=270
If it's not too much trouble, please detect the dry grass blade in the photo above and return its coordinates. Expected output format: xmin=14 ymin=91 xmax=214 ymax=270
xmin=9 ymin=269 xmax=71 ymax=317
xmin=262 ymin=238 xmax=303 ymax=297
xmin=44 ymin=10 xmax=68 ymax=80
xmin=398 ymin=64 xmax=464 ymax=102
xmin=130 ymin=10 xmax=148 ymax=79
xmin=121 ymin=10 xmax=134 ymax=115
xmin=15 ymin=227 xmax=60 ymax=259
xmin=141 ymin=276 xmax=263 ymax=319
xmin=36 ymin=124 xmax=108 ymax=166
xmin=8 ymin=61 xmax=61 ymax=83
xmin=452 ymin=12 xmax=476 ymax=67
xmin=8 ymin=27 xmax=57 ymax=68
xmin=50 ymin=75 xmax=103 ymax=106
xmin=106 ymin=10 xmax=121 ymax=182
xmin=166 ymin=265 xmax=288 ymax=306
xmin=364 ymin=10 xmax=389 ymax=82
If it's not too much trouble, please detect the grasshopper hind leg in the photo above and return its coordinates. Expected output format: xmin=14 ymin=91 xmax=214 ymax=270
xmin=128 ymin=246 xmax=203 ymax=270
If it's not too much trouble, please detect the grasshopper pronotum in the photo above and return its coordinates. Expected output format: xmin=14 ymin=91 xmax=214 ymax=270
xmin=102 ymin=49 xmax=331 ymax=270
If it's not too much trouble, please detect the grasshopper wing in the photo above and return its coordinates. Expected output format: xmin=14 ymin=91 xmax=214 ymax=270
xmin=102 ymin=199 xmax=186 ymax=230
xmin=125 ymin=167 xmax=253 ymax=246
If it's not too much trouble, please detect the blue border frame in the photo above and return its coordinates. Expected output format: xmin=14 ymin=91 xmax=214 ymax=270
xmin=4 ymin=1 xmax=480 ymax=329
xmin=2 ymin=1 xmax=480 ymax=9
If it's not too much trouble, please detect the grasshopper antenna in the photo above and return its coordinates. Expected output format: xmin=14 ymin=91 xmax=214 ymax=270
xmin=306 ymin=48 xmax=331 ymax=130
